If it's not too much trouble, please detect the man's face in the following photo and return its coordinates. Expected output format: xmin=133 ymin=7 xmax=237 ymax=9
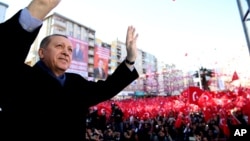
xmin=98 ymin=60 xmax=104 ymax=68
xmin=39 ymin=36 xmax=73 ymax=76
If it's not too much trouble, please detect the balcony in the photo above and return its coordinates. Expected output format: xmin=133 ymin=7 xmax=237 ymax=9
xmin=88 ymin=33 xmax=95 ymax=39
xmin=88 ymin=58 xmax=94 ymax=64
xmin=53 ymin=19 xmax=66 ymax=29
xmin=53 ymin=29 xmax=66 ymax=35
xmin=88 ymin=67 xmax=94 ymax=72
xmin=88 ymin=50 xmax=94 ymax=55
xmin=88 ymin=41 xmax=95 ymax=47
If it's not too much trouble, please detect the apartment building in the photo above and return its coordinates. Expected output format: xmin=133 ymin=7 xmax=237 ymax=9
xmin=110 ymin=40 xmax=124 ymax=74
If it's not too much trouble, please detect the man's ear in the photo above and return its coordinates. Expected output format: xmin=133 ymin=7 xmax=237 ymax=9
xmin=38 ymin=48 xmax=44 ymax=59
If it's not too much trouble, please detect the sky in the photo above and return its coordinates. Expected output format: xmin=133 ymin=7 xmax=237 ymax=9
xmin=1 ymin=0 xmax=250 ymax=72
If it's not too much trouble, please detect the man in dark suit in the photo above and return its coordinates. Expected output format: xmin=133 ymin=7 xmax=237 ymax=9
xmin=0 ymin=0 xmax=139 ymax=140
xmin=94 ymin=59 xmax=107 ymax=80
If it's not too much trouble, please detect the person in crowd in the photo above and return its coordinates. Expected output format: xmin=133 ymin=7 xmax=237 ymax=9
xmin=98 ymin=108 xmax=108 ymax=132
xmin=0 ymin=0 xmax=139 ymax=140
xmin=89 ymin=107 xmax=100 ymax=129
xmin=111 ymin=104 xmax=125 ymax=134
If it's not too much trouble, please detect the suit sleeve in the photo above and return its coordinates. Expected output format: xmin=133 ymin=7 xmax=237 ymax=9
xmin=0 ymin=9 xmax=42 ymax=66
xmin=86 ymin=61 xmax=139 ymax=106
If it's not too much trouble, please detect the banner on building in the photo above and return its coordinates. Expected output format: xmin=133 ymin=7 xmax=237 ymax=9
xmin=67 ymin=37 xmax=89 ymax=78
xmin=93 ymin=44 xmax=110 ymax=81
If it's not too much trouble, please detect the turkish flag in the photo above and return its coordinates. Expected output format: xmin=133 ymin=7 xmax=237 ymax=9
xmin=197 ymin=91 xmax=214 ymax=107
xmin=202 ymin=106 xmax=214 ymax=122
xmin=186 ymin=86 xmax=204 ymax=105
xmin=175 ymin=113 xmax=184 ymax=128
xmin=231 ymin=71 xmax=239 ymax=82
xmin=220 ymin=117 xmax=230 ymax=137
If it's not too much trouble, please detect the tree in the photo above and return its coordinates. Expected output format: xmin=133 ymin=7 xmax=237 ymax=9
xmin=193 ymin=67 xmax=214 ymax=91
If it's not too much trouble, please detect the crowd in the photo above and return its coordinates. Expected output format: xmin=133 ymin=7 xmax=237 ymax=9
xmin=86 ymin=102 xmax=239 ymax=141
xmin=86 ymin=101 xmax=250 ymax=141
xmin=85 ymin=86 xmax=250 ymax=141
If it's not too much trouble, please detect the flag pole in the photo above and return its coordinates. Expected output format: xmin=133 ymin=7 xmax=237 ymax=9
xmin=198 ymin=67 xmax=203 ymax=89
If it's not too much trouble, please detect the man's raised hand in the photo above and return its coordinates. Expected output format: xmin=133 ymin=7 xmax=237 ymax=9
xmin=27 ymin=0 xmax=61 ymax=20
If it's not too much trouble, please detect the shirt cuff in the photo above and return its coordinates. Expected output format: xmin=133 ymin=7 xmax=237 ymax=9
xmin=19 ymin=8 xmax=43 ymax=32
xmin=125 ymin=61 xmax=135 ymax=71
xmin=128 ymin=65 xmax=135 ymax=71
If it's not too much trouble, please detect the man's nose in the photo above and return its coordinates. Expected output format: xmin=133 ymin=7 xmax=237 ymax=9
xmin=62 ymin=47 xmax=71 ymax=56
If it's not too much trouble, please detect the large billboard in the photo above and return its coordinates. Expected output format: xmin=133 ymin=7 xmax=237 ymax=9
xmin=67 ymin=37 xmax=89 ymax=78
xmin=93 ymin=44 xmax=110 ymax=81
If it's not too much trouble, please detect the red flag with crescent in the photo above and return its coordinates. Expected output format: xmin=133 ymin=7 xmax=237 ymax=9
xmin=197 ymin=91 xmax=214 ymax=107
xmin=187 ymin=86 xmax=204 ymax=105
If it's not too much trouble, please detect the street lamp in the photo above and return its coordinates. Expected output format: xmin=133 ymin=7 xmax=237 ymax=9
xmin=237 ymin=0 xmax=250 ymax=55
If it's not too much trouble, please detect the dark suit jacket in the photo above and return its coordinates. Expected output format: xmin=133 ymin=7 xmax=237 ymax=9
xmin=72 ymin=47 xmax=84 ymax=61
xmin=0 ymin=10 xmax=139 ymax=141
xmin=93 ymin=67 xmax=107 ymax=79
